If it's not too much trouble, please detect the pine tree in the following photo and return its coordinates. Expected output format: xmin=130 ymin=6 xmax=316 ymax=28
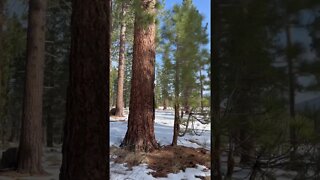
xmin=111 ymin=0 xmax=135 ymax=111
xmin=0 ymin=0 xmax=8 ymax=146
xmin=212 ymin=0 xmax=222 ymax=178
xmin=5 ymin=14 xmax=27 ymax=143
xmin=160 ymin=0 xmax=209 ymax=146
xmin=275 ymin=0 xmax=320 ymax=162
xmin=115 ymin=0 xmax=128 ymax=117
xmin=110 ymin=67 xmax=118 ymax=108
xmin=59 ymin=0 xmax=110 ymax=179
xmin=121 ymin=0 xmax=159 ymax=152
xmin=159 ymin=44 xmax=173 ymax=110
xmin=124 ymin=46 xmax=133 ymax=108
xmin=43 ymin=0 xmax=71 ymax=147
xmin=17 ymin=0 xmax=47 ymax=174
xmin=219 ymin=0 xmax=287 ymax=168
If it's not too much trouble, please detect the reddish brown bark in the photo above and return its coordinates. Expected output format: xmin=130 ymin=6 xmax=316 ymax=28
xmin=212 ymin=0 xmax=222 ymax=179
xmin=121 ymin=0 xmax=159 ymax=152
xmin=59 ymin=0 xmax=110 ymax=179
xmin=172 ymin=104 xmax=180 ymax=146
xmin=115 ymin=2 xmax=127 ymax=117
xmin=0 ymin=0 xmax=7 ymax=147
xmin=17 ymin=0 xmax=47 ymax=174
xmin=163 ymin=98 xmax=168 ymax=110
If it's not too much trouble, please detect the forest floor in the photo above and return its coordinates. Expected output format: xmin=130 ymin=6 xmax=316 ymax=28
xmin=110 ymin=109 xmax=300 ymax=180
xmin=0 ymin=145 xmax=61 ymax=180
xmin=0 ymin=109 xmax=211 ymax=180
xmin=0 ymin=109 xmax=300 ymax=179
xmin=110 ymin=108 xmax=211 ymax=180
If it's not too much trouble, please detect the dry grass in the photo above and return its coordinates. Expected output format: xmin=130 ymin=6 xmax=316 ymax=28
xmin=0 ymin=170 xmax=49 ymax=178
xmin=110 ymin=145 xmax=211 ymax=178
xmin=110 ymin=146 xmax=148 ymax=170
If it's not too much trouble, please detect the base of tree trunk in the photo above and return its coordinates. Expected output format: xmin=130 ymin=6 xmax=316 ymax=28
xmin=115 ymin=108 xmax=125 ymax=117
xmin=121 ymin=132 xmax=159 ymax=152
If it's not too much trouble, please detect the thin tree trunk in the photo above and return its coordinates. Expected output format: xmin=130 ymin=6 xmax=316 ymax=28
xmin=43 ymin=117 xmax=46 ymax=147
xmin=172 ymin=43 xmax=180 ymax=146
xmin=239 ymin=131 xmax=255 ymax=165
xmin=182 ymin=85 xmax=191 ymax=114
xmin=285 ymin=23 xmax=297 ymax=161
xmin=115 ymin=2 xmax=127 ymax=117
xmin=172 ymin=103 xmax=180 ymax=146
xmin=212 ymin=0 xmax=222 ymax=179
xmin=200 ymin=70 xmax=204 ymax=111
xmin=46 ymin=105 xmax=53 ymax=147
xmin=59 ymin=0 xmax=110 ymax=179
xmin=121 ymin=0 xmax=159 ymax=152
xmin=17 ymin=0 xmax=47 ymax=174
xmin=163 ymin=98 xmax=167 ymax=110
xmin=225 ymin=137 xmax=235 ymax=179
xmin=184 ymin=97 xmax=190 ymax=114
xmin=8 ymin=120 xmax=17 ymax=142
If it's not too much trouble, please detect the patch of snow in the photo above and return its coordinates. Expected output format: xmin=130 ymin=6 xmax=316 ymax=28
xmin=110 ymin=110 xmax=211 ymax=179
xmin=110 ymin=162 xmax=155 ymax=180
xmin=110 ymin=110 xmax=211 ymax=149
xmin=110 ymin=162 xmax=210 ymax=180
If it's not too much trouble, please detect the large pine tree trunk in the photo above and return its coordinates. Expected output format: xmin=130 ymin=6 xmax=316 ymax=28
xmin=0 ymin=0 xmax=7 ymax=147
xmin=121 ymin=0 xmax=159 ymax=152
xmin=17 ymin=0 xmax=47 ymax=174
xmin=59 ymin=0 xmax=110 ymax=179
xmin=115 ymin=2 xmax=127 ymax=117
xmin=212 ymin=0 xmax=222 ymax=179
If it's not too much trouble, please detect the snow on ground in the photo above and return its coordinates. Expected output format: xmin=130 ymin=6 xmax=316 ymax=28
xmin=110 ymin=109 xmax=211 ymax=180
xmin=110 ymin=162 xmax=210 ymax=180
xmin=0 ymin=109 xmax=210 ymax=180
xmin=110 ymin=109 xmax=211 ymax=150
xmin=0 ymin=147 xmax=61 ymax=180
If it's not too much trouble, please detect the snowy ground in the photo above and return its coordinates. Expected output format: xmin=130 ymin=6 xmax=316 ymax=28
xmin=0 ymin=109 xmax=211 ymax=180
xmin=0 ymin=146 xmax=61 ymax=180
xmin=110 ymin=109 xmax=211 ymax=180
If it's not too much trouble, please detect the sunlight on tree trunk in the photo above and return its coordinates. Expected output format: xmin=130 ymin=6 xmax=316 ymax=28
xmin=121 ymin=0 xmax=159 ymax=152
